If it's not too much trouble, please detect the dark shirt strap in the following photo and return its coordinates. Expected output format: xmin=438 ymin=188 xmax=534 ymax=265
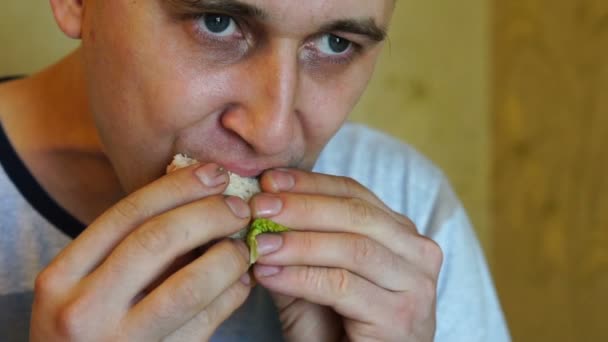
xmin=0 ymin=76 xmax=84 ymax=238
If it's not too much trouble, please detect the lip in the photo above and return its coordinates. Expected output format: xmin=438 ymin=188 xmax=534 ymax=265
xmin=220 ymin=162 xmax=270 ymax=178
xmin=179 ymin=155 xmax=274 ymax=177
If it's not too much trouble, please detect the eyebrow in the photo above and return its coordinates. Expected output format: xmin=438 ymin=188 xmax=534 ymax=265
xmin=166 ymin=0 xmax=268 ymax=20
xmin=320 ymin=18 xmax=387 ymax=42
xmin=167 ymin=0 xmax=387 ymax=42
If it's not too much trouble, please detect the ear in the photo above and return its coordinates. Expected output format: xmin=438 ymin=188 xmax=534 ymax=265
xmin=49 ymin=0 xmax=84 ymax=39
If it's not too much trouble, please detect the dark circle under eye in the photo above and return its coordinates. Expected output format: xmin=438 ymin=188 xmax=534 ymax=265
xmin=328 ymin=34 xmax=351 ymax=53
xmin=204 ymin=14 xmax=232 ymax=33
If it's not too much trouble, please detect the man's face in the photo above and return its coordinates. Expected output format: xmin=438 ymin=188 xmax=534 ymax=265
xmin=80 ymin=0 xmax=393 ymax=192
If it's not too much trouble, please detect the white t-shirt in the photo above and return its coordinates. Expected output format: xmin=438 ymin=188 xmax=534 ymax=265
xmin=0 ymin=121 xmax=510 ymax=341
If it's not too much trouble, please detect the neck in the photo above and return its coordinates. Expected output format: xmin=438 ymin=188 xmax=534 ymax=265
xmin=28 ymin=49 xmax=101 ymax=151
xmin=1 ymin=48 xmax=126 ymax=224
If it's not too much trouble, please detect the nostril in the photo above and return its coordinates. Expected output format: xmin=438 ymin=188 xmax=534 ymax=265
xmin=219 ymin=111 xmax=256 ymax=150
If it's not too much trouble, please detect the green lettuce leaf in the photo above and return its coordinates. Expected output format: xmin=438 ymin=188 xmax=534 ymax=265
xmin=246 ymin=218 xmax=289 ymax=264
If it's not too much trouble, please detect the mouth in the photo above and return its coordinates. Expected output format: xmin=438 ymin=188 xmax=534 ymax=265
xmin=167 ymin=153 xmax=279 ymax=178
xmin=219 ymin=162 xmax=268 ymax=178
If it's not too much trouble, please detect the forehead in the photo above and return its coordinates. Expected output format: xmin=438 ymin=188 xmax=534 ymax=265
xmin=166 ymin=0 xmax=395 ymax=31
xmin=249 ymin=0 xmax=393 ymax=18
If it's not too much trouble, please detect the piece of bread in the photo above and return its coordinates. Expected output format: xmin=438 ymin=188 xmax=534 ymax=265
xmin=167 ymin=154 xmax=288 ymax=263
xmin=166 ymin=154 xmax=260 ymax=239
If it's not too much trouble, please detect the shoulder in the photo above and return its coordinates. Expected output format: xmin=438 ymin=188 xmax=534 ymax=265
xmin=0 ymin=75 xmax=40 ymax=130
xmin=0 ymin=76 xmax=24 ymax=120
xmin=314 ymin=122 xmax=449 ymax=234
xmin=318 ymin=127 xmax=510 ymax=341
xmin=316 ymin=122 xmax=443 ymax=180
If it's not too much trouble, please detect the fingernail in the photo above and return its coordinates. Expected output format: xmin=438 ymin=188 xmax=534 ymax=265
xmin=252 ymin=194 xmax=283 ymax=217
xmin=224 ymin=196 xmax=251 ymax=219
xmin=239 ymin=272 xmax=252 ymax=286
xmin=255 ymin=265 xmax=282 ymax=277
xmin=269 ymin=170 xmax=295 ymax=191
xmin=195 ymin=163 xmax=228 ymax=188
xmin=257 ymin=234 xmax=283 ymax=256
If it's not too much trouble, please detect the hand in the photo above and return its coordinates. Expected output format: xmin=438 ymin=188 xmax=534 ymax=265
xmin=31 ymin=163 xmax=253 ymax=341
xmin=250 ymin=169 xmax=443 ymax=342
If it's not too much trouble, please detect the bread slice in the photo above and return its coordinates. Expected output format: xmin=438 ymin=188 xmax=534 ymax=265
xmin=166 ymin=154 xmax=261 ymax=239
xmin=167 ymin=154 xmax=289 ymax=263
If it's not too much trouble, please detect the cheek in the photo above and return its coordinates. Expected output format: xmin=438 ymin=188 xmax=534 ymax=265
xmin=80 ymin=2 xmax=244 ymax=189
xmin=299 ymin=60 xmax=376 ymax=144
xmin=82 ymin=3 xmax=230 ymax=145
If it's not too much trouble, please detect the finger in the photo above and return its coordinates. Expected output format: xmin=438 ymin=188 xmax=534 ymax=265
xmin=256 ymin=231 xmax=411 ymax=291
xmin=260 ymin=169 xmax=410 ymax=225
xmin=250 ymin=192 xmax=429 ymax=264
xmin=122 ymin=239 xmax=251 ymax=340
xmin=83 ymin=195 xmax=250 ymax=309
xmin=253 ymin=265 xmax=398 ymax=326
xmin=268 ymin=291 xmax=344 ymax=342
xmin=52 ymin=163 xmax=229 ymax=280
xmin=162 ymin=281 xmax=251 ymax=342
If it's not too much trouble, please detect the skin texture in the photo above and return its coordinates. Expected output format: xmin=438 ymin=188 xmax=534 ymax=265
xmin=0 ymin=0 xmax=443 ymax=341
xmin=80 ymin=0 xmax=394 ymax=193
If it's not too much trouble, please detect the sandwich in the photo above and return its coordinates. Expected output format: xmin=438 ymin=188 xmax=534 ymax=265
xmin=167 ymin=154 xmax=288 ymax=264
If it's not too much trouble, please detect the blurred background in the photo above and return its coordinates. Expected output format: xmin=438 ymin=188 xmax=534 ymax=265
xmin=1 ymin=1 xmax=606 ymax=341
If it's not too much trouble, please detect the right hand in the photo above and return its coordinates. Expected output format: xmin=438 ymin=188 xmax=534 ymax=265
xmin=30 ymin=163 xmax=253 ymax=341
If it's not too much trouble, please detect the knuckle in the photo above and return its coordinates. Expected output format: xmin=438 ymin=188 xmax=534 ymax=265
xmin=170 ymin=307 xmax=214 ymax=341
xmin=417 ymin=277 xmax=438 ymax=304
xmin=352 ymin=236 xmax=378 ymax=265
xmin=227 ymin=281 xmax=250 ymax=302
xmin=34 ymin=267 xmax=61 ymax=298
xmin=159 ymin=273 xmax=205 ymax=319
xmin=56 ymin=299 xmax=90 ymax=338
xmin=182 ymin=284 xmax=249 ymax=339
xmin=152 ymin=296 xmax=180 ymax=322
xmin=418 ymin=238 xmax=444 ymax=274
xmin=298 ymin=232 xmax=316 ymax=256
xmin=300 ymin=267 xmax=323 ymax=293
xmin=412 ymin=278 xmax=438 ymax=325
xmin=192 ymin=309 xmax=213 ymax=332
xmin=393 ymin=295 xmax=416 ymax=331
xmin=343 ymin=197 xmax=373 ymax=227
xmin=349 ymin=323 xmax=385 ymax=341
xmin=330 ymin=268 xmax=351 ymax=297
xmin=173 ymin=271 xmax=207 ymax=307
xmin=300 ymin=195 xmax=315 ymax=216
xmin=402 ymin=216 xmax=418 ymax=231
xmin=131 ymin=218 xmax=173 ymax=256
xmin=218 ymin=283 xmax=249 ymax=313
xmin=113 ymin=195 xmax=147 ymax=222
xmin=164 ymin=175 xmax=189 ymax=196
xmin=338 ymin=176 xmax=361 ymax=197
xmin=223 ymin=240 xmax=249 ymax=271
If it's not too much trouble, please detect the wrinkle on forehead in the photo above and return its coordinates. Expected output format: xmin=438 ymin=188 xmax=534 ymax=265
xmin=247 ymin=0 xmax=394 ymax=35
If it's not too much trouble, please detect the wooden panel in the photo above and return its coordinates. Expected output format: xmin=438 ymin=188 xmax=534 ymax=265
xmin=0 ymin=0 xmax=78 ymax=75
xmin=492 ymin=0 xmax=608 ymax=341
xmin=352 ymin=0 xmax=491 ymax=247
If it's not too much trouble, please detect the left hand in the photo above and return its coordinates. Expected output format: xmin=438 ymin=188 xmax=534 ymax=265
xmin=249 ymin=169 xmax=443 ymax=342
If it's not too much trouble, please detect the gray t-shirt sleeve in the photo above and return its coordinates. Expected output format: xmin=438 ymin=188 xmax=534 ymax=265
xmin=427 ymin=179 xmax=511 ymax=342
xmin=317 ymin=123 xmax=511 ymax=341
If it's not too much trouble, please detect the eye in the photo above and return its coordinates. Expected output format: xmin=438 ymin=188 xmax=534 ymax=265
xmin=199 ymin=13 xmax=238 ymax=37
xmin=318 ymin=34 xmax=353 ymax=55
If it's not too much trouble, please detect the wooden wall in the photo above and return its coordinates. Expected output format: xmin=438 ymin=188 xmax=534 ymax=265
xmin=492 ymin=0 xmax=608 ymax=340
xmin=353 ymin=0 xmax=492 ymax=247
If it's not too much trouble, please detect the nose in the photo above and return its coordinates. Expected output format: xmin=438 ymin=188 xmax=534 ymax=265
xmin=221 ymin=42 xmax=299 ymax=156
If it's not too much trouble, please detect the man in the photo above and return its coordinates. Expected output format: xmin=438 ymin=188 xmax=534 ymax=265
xmin=0 ymin=0 xmax=509 ymax=341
